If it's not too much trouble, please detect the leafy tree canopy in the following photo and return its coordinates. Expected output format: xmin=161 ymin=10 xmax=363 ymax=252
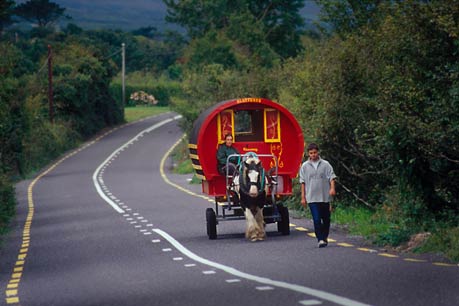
xmin=164 ymin=0 xmax=305 ymax=59
xmin=0 ymin=0 xmax=15 ymax=31
xmin=314 ymin=0 xmax=387 ymax=36
xmin=15 ymin=0 xmax=68 ymax=27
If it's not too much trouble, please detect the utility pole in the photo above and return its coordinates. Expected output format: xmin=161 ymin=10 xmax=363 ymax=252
xmin=48 ymin=44 xmax=54 ymax=124
xmin=121 ymin=43 xmax=125 ymax=110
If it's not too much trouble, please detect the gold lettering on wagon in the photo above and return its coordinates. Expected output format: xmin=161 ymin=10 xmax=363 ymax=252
xmin=236 ymin=98 xmax=261 ymax=103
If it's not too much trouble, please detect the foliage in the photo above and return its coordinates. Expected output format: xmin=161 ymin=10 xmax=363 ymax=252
xmin=0 ymin=42 xmax=26 ymax=176
xmin=282 ymin=0 xmax=459 ymax=240
xmin=415 ymin=227 xmax=459 ymax=262
xmin=0 ymin=0 xmax=15 ymax=32
xmin=314 ymin=0 xmax=384 ymax=36
xmin=174 ymin=159 xmax=194 ymax=175
xmin=169 ymin=139 xmax=200 ymax=183
xmin=0 ymin=23 xmax=133 ymax=234
xmin=171 ymin=63 xmax=279 ymax=133
xmin=164 ymin=0 xmax=305 ymax=66
xmin=14 ymin=0 xmax=69 ymax=27
xmin=50 ymin=41 xmax=123 ymax=137
xmin=183 ymin=30 xmax=239 ymax=69
xmin=0 ymin=173 xmax=15 ymax=235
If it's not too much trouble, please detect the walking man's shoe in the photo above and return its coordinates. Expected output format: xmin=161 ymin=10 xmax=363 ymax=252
xmin=318 ymin=240 xmax=327 ymax=248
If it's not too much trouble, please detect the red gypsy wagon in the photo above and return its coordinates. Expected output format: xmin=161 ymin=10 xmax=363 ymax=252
xmin=188 ymin=98 xmax=304 ymax=239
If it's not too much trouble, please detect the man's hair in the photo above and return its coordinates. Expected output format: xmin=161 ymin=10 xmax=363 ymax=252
xmin=307 ymin=142 xmax=319 ymax=151
xmin=225 ymin=133 xmax=233 ymax=140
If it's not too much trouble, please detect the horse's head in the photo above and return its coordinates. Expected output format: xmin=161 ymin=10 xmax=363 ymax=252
xmin=242 ymin=157 xmax=263 ymax=198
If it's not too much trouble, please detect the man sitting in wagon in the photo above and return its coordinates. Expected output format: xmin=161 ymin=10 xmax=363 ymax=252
xmin=216 ymin=133 xmax=240 ymax=176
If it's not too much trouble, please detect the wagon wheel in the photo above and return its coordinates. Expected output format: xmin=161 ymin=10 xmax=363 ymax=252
xmin=277 ymin=204 xmax=290 ymax=235
xmin=206 ymin=208 xmax=217 ymax=240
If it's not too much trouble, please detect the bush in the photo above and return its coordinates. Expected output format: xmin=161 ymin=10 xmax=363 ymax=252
xmin=0 ymin=174 xmax=15 ymax=235
xmin=280 ymin=2 xmax=459 ymax=233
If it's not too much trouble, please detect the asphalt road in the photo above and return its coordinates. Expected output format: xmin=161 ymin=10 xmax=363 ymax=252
xmin=1 ymin=113 xmax=458 ymax=306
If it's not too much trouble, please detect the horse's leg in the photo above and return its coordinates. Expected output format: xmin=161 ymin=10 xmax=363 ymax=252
xmin=254 ymin=207 xmax=266 ymax=240
xmin=244 ymin=208 xmax=258 ymax=241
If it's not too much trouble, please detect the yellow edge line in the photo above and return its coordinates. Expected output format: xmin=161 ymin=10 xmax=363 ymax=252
xmin=378 ymin=253 xmax=399 ymax=258
xmin=3 ymin=120 xmax=140 ymax=305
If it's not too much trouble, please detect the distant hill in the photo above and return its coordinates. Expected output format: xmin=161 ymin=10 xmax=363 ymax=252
xmin=15 ymin=0 xmax=320 ymax=31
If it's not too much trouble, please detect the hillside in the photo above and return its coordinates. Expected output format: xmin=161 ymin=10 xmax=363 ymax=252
xmin=15 ymin=0 xmax=320 ymax=31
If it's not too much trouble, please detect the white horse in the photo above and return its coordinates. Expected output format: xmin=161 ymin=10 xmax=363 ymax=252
xmin=234 ymin=156 xmax=268 ymax=241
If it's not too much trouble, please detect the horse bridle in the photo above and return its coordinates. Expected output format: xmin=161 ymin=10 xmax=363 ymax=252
xmin=239 ymin=162 xmax=265 ymax=196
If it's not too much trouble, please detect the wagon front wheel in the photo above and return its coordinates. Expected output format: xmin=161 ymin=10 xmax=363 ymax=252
xmin=206 ymin=208 xmax=217 ymax=240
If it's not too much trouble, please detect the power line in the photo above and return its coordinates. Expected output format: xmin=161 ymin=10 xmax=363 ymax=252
xmin=36 ymin=54 xmax=51 ymax=75
xmin=102 ymin=48 xmax=122 ymax=60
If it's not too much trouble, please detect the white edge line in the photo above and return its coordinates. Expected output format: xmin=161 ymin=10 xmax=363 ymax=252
xmin=92 ymin=115 xmax=182 ymax=214
xmin=93 ymin=115 xmax=371 ymax=306
xmin=153 ymin=228 xmax=371 ymax=306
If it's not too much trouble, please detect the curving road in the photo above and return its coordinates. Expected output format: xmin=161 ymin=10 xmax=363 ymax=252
xmin=1 ymin=113 xmax=458 ymax=306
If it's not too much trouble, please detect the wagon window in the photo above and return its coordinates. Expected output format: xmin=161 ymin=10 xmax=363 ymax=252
xmin=235 ymin=111 xmax=252 ymax=134
xmin=234 ymin=110 xmax=263 ymax=141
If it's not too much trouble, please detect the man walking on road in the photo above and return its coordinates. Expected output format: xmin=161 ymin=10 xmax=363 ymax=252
xmin=299 ymin=143 xmax=337 ymax=248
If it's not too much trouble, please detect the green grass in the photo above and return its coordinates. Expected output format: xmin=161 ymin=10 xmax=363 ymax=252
xmin=169 ymin=138 xmax=202 ymax=184
xmin=331 ymin=205 xmax=379 ymax=236
xmin=174 ymin=160 xmax=201 ymax=184
xmin=124 ymin=106 xmax=170 ymax=123
xmin=174 ymin=159 xmax=194 ymax=174
xmin=414 ymin=227 xmax=459 ymax=262
xmin=331 ymin=204 xmax=411 ymax=245
xmin=330 ymin=204 xmax=459 ymax=263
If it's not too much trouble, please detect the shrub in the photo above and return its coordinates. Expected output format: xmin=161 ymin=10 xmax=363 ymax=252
xmin=0 ymin=174 xmax=15 ymax=235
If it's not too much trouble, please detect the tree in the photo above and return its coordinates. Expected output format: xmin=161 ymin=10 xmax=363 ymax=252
xmin=132 ymin=26 xmax=160 ymax=40
xmin=164 ymin=0 xmax=305 ymax=59
xmin=15 ymin=0 xmax=68 ymax=28
xmin=0 ymin=0 xmax=15 ymax=32
xmin=314 ymin=0 xmax=386 ymax=36
xmin=287 ymin=0 xmax=459 ymax=223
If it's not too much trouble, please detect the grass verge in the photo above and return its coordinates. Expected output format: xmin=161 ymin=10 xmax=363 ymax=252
xmin=413 ymin=227 xmax=459 ymax=262
xmin=169 ymin=137 xmax=201 ymax=184
xmin=330 ymin=204 xmax=459 ymax=263
xmin=124 ymin=106 xmax=170 ymax=123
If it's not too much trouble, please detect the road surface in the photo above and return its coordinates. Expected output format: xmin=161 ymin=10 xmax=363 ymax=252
xmin=1 ymin=113 xmax=458 ymax=306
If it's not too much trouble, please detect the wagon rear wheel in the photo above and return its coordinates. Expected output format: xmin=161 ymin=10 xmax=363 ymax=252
xmin=277 ymin=204 xmax=290 ymax=235
xmin=206 ymin=208 xmax=217 ymax=239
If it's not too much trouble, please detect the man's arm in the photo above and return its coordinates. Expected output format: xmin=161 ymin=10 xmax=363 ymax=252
xmin=301 ymin=182 xmax=307 ymax=207
xmin=216 ymin=145 xmax=226 ymax=165
xmin=329 ymin=178 xmax=336 ymax=196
